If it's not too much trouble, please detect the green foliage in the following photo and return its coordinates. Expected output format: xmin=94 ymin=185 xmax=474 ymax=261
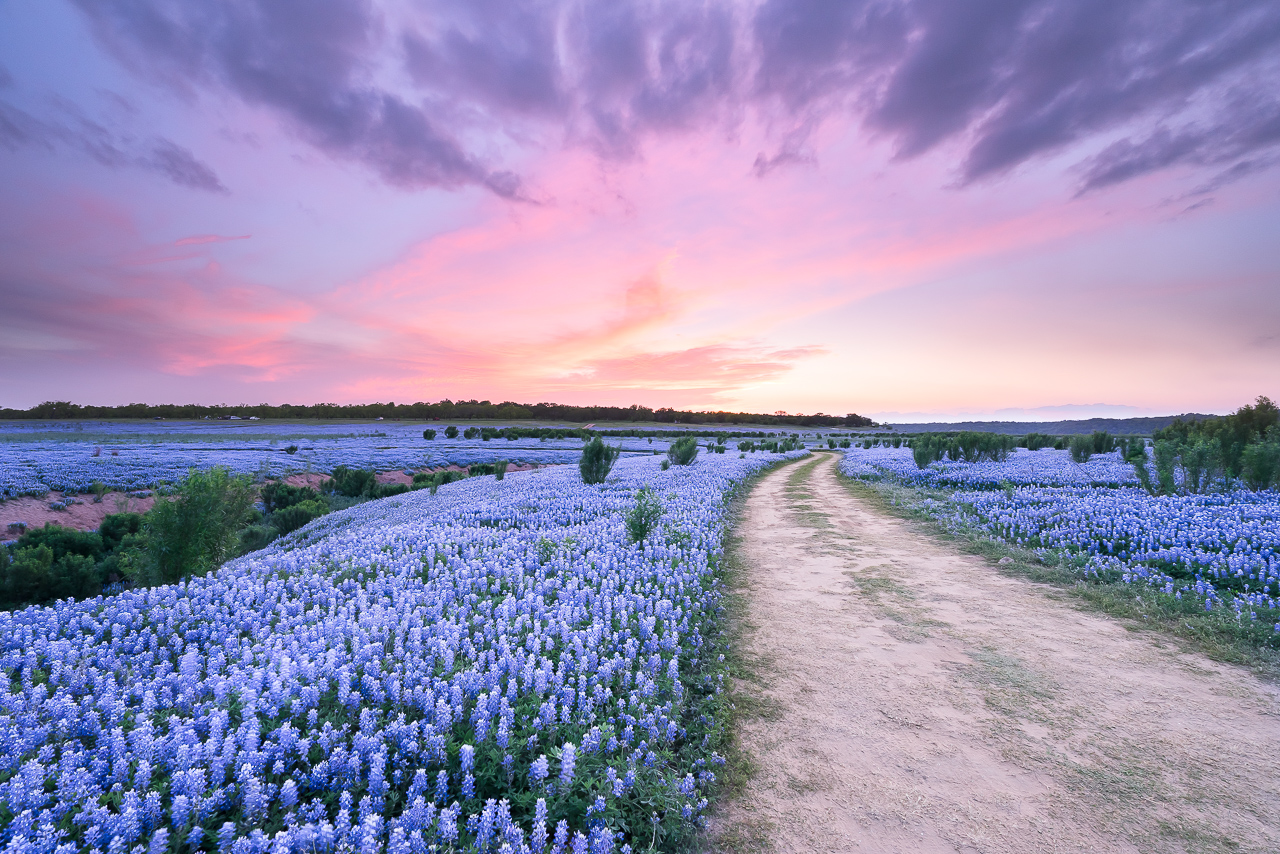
xmin=1241 ymin=440 xmax=1280 ymax=491
xmin=14 ymin=523 xmax=104 ymax=562
xmin=0 ymin=545 xmax=101 ymax=607
xmin=1022 ymin=432 xmax=1053 ymax=451
xmin=260 ymin=481 xmax=319 ymax=513
xmin=494 ymin=460 xmax=509 ymax=481
xmin=326 ymin=465 xmax=379 ymax=498
xmin=137 ymin=467 xmax=256 ymax=586
xmin=284 ymin=444 xmax=298 ymax=455
xmin=99 ymin=512 xmax=143 ymax=552
xmin=271 ymin=499 xmax=328 ymax=535
xmin=444 ymin=425 xmax=459 ymax=438
xmin=1119 ymin=437 xmax=1147 ymax=462
xmin=1068 ymin=435 xmax=1093 ymax=463
xmin=463 ymin=427 xmax=480 ymax=439
xmin=423 ymin=428 xmax=437 ymax=440
xmin=237 ymin=525 xmax=277 ymax=555
xmin=666 ymin=435 xmax=700 ymax=466
xmin=580 ymin=437 xmax=622 ymax=484
xmin=1090 ymin=431 xmax=1115 ymax=454
xmin=661 ymin=460 xmax=671 ymax=471
xmin=625 ymin=487 xmax=664 ymax=544
xmin=1156 ymin=395 xmax=1279 ymax=479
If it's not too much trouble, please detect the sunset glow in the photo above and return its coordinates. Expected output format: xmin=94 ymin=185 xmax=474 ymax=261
xmin=2 ymin=0 xmax=1278 ymax=419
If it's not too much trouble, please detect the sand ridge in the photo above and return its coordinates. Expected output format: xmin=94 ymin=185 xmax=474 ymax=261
xmin=714 ymin=453 xmax=1280 ymax=853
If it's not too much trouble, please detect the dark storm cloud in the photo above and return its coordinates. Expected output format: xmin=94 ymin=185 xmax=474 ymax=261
xmin=72 ymin=0 xmax=1280 ymax=195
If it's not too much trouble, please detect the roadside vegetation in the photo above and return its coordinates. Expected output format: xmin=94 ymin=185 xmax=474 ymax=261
xmin=837 ymin=397 xmax=1280 ymax=672
xmin=0 ymin=460 xmax=529 ymax=610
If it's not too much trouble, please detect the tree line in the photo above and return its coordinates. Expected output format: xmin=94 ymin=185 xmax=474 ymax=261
xmin=2 ymin=400 xmax=875 ymax=428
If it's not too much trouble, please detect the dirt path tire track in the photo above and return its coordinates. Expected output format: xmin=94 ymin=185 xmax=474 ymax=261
xmin=715 ymin=453 xmax=1280 ymax=853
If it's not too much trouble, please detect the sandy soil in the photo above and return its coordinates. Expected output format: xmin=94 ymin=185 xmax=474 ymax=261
xmin=713 ymin=453 xmax=1280 ymax=854
xmin=2 ymin=491 xmax=156 ymax=540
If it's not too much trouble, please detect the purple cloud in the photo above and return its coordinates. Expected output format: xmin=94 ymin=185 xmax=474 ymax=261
xmin=69 ymin=0 xmax=1280 ymax=196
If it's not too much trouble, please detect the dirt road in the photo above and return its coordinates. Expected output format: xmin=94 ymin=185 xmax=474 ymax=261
xmin=716 ymin=453 xmax=1280 ymax=853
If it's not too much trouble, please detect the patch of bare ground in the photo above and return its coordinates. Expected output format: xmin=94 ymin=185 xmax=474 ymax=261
xmin=709 ymin=453 xmax=1280 ymax=854
xmin=1 ymin=491 xmax=155 ymax=539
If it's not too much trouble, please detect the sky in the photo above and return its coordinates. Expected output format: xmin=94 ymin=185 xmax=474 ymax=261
xmin=1 ymin=0 xmax=1278 ymax=422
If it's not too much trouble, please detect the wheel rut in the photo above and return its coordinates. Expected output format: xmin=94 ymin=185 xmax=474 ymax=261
xmin=714 ymin=453 xmax=1280 ymax=854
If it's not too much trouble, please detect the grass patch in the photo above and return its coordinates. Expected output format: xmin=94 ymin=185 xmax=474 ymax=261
xmin=836 ymin=473 xmax=1280 ymax=681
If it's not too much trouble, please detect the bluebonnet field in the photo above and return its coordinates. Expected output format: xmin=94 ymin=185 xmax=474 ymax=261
xmin=0 ymin=422 xmax=670 ymax=499
xmin=840 ymin=446 xmax=1280 ymax=637
xmin=0 ymin=450 xmax=805 ymax=853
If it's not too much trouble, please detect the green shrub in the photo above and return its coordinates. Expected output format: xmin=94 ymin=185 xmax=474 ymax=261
xmin=271 ymin=499 xmax=328 ymax=535
xmin=99 ymin=512 xmax=143 ymax=552
xmin=1119 ymin=437 xmax=1147 ymax=462
xmin=1068 ymin=435 xmax=1093 ymax=463
xmin=375 ymin=482 xmax=411 ymax=498
xmin=625 ymin=487 xmax=664 ymax=544
xmin=260 ymin=482 xmax=320 ymax=513
xmin=667 ymin=436 xmax=699 ymax=466
xmin=284 ymin=444 xmax=298 ymax=455
xmin=494 ymin=460 xmax=509 ymax=481
xmin=1180 ymin=438 xmax=1222 ymax=494
xmin=1242 ymin=441 xmax=1280 ymax=491
xmin=445 ymin=425 xmax=459 ymax=439
xmin=580 ymin=437 xmax=622 ymax=484
xmin=237 ymin=525 xmax=277 ymax=555
xmin=0 ymin=545 xmax=102 ymax=607
xmin=14 ymin=523 xmax=104 ymax=562
xmin=326 ymin=466 xmax=378 ymax=498
xmin=463 ymin=427 xmax=480 ymax=439
xmin=1023 ymin=432 xmax=1054 ymax=451
xmin=661 ymin=460 xmax=671 ymax=471
xmin=470 ymin=463 xmax=495 ymax=476
xmin=137 ymin=467 xmax=256 ymax=586
xmin=1090 ymin=431 xmax=1115 ymax=454
xmin=1153 ymin=440 xmax=1178 ymax=495
xmin=423 ymin=429 xmax=437 ymax=440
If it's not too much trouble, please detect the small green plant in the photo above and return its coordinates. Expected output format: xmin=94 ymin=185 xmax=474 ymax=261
xmin=494 ymin=459 xmax=509 ymax=481
xmin=667 ymin=435 xmax=699 ymax=466
xmin=625 ymin=487 xmax=664 ymax=544
xmin=1068 ymin=435 xmax=1093 ymax=463
xmin=661 ymin=460 xmax=671 ymax=471
xmin=284 ymin=444 xmax=298 ymax=454
xmin=423 ymin=429 xmax=437 ymax=440
xmin=445 ymin=425 xmax=459 ymax=439
xmin=579 ymin=437 xmax=621 ymax=484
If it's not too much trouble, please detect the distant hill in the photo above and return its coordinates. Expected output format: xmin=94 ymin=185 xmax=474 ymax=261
xmin=888 ymin=414 xmax=1219 ymax=436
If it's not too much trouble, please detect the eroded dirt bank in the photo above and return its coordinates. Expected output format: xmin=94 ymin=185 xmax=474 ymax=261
xmin=714 ymin=453 xmax=1280 ymax=854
